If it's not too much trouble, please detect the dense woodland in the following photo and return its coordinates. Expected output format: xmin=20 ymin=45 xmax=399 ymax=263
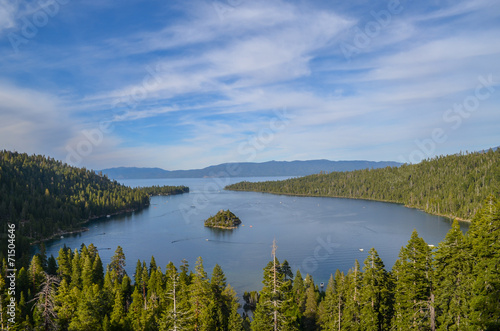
xmin=226 ymin=149 xmax=500 ymax=221
xmin=0 ymin=151 xmax=189 ymax=266
xmin=138 ymin=185 xmax=189 ymax=196
xmin=0 ymin=197 xmax=499 ymax=330
xmin=204 ymin=210 xmax=242 ymax=229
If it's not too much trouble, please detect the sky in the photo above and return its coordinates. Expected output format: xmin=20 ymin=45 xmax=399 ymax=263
xmin=0 ymin=0 xmax=499 ymax=170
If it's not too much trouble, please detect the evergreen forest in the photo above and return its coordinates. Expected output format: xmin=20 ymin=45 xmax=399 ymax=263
xmin=226 ymin=149 xmax=500 ymax=221
xmin=204 ymin=210 xmax=242 ymax=229
xmin=0 ymin=151 xmax=189 ymax=266
xmin=0 ymin=197 xmax=499 ymax=330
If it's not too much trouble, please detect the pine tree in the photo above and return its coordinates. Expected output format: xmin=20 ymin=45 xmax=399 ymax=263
xmin=468 ymin=196 xmax=500 ymax=330
xmin=252 ymin=240 xmax=298 ymax=331
xmin=303 ymin=277 xmax=319 ymax=331
xmin=54 ymin=278 xmax=78 ymax=330
xmin=68 ymin=284 xmax=102 ymax=331
xmin=29 ymin=255 xmax=45 ymax=295
xmin=292 ymin=269 xmax=306 ymax=313
xmin=149 ymin=256 xmax=157 ymax=276
xmin=110 ymin=246 xmax=126 ymax=284
xmin=225 ymin=285 xmax=244 ymax=331
xmin=359 ymin=248 xmax=393 ymax=330
xmin=189 ymin=257 xmax=211 ymax=330
xmin=47 ymin=255 xmax=57 ymax=276
xmin=433 ymin=220 xmax=473 ymax=330
xmin=160 ymin=262 xmax=191 ymax=331
xmin=127 ymin=287 xmax=145 ymax=331
xmin=318 ymin=271 xmax=345 ymax=331
xmin=209 ymin=264 xmax=228 ymax=330
xmin=110 ymin=289 xmax=127 ymax=330
xmin=342 ymin=260 xmax=362 ymax=331
xmin=56 ymin=247 xmax=72 ymax=283
xmin=392 ymin=229 xmax=434 ymax=330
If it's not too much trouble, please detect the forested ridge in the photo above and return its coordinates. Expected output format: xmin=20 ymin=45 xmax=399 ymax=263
xmin=226 ymin=149 xmax=500 ymax=221
xmin=0 ymin=150 xmax=188 ymax=266
xmin=1 ymin=197 xmax=499 ymax=330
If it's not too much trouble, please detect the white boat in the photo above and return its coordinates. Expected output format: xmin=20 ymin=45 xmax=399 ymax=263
xmin=359 ymin=248 xmax=364 ymax=252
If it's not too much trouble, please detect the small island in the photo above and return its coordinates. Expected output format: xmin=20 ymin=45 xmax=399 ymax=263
xmin=204 ymin=209 xmax=242 ymax=229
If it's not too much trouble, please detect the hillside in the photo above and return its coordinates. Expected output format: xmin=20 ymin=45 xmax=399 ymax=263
xmin=100 ymin=160 xmax=402 ymax=179
xmin=226 ymin=149 xmax=500 ymax=221
xmin=0 ymin=150 xmax=188 ymax=265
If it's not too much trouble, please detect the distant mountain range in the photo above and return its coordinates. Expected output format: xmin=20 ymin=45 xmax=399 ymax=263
xmin=100 ymin=160 xmax=402 ymax=179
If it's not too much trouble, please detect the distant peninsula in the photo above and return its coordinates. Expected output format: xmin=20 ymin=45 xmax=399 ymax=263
xmin=204 ymin=209 xmax=242 ymax=229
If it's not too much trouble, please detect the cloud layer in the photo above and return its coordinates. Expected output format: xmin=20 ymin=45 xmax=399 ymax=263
xmin=0 ymin=0 xmax=499 ymax=169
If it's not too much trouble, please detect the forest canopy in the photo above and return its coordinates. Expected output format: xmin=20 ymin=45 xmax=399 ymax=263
xmin=1 ymin=197 xmax=498 ymax=330
xmin=226 ymin=149 xmax=500 ymax=221
xmin=204 ymin=209 xmax=242 ymax=229
xmin=0 ymin=150 xmax=189 ymax=266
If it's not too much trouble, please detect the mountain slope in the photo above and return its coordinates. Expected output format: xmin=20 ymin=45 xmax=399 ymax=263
xmin=101 ymin=160 xmax=402 ymax=179
xmin=226 ymin=149 xmax=500 ymax=221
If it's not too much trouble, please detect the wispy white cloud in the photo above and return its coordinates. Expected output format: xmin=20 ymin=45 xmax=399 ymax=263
xmin=0 ymin=82 xmax=76 ymax=158
xmin=0 ymin=0 xmax=499 ymax=169
xmin=0 ymin=0 xmax=18 ymax=33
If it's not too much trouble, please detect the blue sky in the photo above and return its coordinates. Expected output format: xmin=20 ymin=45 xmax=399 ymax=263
xmin=0 ymin=0 xmax=499 ymax=170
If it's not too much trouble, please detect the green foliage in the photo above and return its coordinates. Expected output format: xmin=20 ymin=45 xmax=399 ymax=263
xmin=137 ymin=185 xmax=189 ymax=196
xmin=226 ymin=149 xmax=500 ymax=221
xmin=0 ymin=150 xmax=189 ymax=266
xmin=204 ymin=209 xmax=242 ymax=228
xmin=434 ymin=220 xmax=473 ymax=330
xmin=0 ymin=199 xmax=499 ymax=330
xmin=468 ymin=196 xmax=500 ymax=330
xmin=392 ymin=230 xmax=434 ymax=330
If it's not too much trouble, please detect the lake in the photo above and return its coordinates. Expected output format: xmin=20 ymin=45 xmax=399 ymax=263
xmin=40 ymin=177 xmax=468 ymax=296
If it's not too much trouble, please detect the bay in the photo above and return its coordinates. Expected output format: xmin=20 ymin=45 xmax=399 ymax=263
xmin=41 ymin=177 xmax=468 ymax=296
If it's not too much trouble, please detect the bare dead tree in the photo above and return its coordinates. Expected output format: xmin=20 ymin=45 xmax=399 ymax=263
xmin=30 ymin=272 xmax=60 ymax=331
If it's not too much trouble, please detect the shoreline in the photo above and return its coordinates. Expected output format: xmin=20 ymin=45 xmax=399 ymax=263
xmin=205 ymin=225 xmax=238 ymax=230
xmin=30 ymin=191 xmax=190 ymax=245
xmin=225 ymin=188 xmax=471 ymax=223
xmin=30 ymin=207 xmax=140 ymax=245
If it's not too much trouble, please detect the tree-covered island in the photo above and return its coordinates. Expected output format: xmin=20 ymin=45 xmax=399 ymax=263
xmin=204 ymin=209 xmax=242 ymax=229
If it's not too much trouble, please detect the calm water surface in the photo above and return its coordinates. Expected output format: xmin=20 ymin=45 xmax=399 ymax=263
xmin=41 ymin=177 xmax=468 ymax=296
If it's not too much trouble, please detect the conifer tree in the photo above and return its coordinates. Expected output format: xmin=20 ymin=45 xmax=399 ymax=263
xmin=252 ymin=240 xmax=298 ymax=330
xmin=303 ymin=278 xmax=319 ymax=331
xmin=468 ymin=196 xmax=500 ymax=330
xmin=342 ymin=260 xmax=362 ymax=331
xmin=392 ymin=230 xmax=434 ymax=330
xmin=160 ymin=262 xmax=191 ymax=331
xmin=54 ymin=278 xmax=78 ymax=330
xmin=189 ymin=257 xmax=211 ymax=330
xmin=225 ymin=284 xmax=244 ymax=331
xmin=127 ymin=287 xmax=145 ymax=331
xmin=68 ymin=284 xmax=102 ymax=331
xmin=70 ymin=250 xmax=81 ymax=289
xmin=210 ymin=264 xmax=228 ymax=330
xmin=56 ymin=247 xmax=72 ymax=283
xmin=292 ymin=269 xmax=306 ymax=313
xmin=433 ymin=220 xmax=473 ymax=330
xmin=110 ymin=246 xmax=126 ymax=284
xmin=110 ymin=289 xmax=127 ymax=331
xmin=318 ymin=271 xmax=345 ymax=330
xmin=359 ymin=248 xmax=393 ymax=330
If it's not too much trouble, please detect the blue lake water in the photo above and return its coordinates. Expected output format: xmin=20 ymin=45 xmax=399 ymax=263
xmin=41 ymin=177 xmax=468 ymax=296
